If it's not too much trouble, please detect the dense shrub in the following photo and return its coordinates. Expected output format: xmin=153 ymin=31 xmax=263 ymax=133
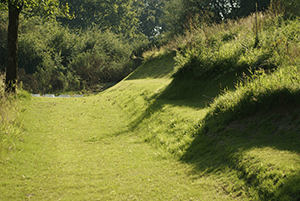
xmin=0 ymin=11 xmax=148 ymax=93
xmin=9 ymin=17 xmax=143 ymax=93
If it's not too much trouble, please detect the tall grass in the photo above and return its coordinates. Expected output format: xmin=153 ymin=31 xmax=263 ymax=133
xmin=168 ymin=11 xmax=300 ymax=133
xmin=0 ymin=74 xmax=26 ymax=160
xmin=175 ymin=14 xmax=299 ymax=77
xmin=142 ymin=11 xmax=300 ymax=74
xmin=204 ymin=64 xmax=300 ymax=132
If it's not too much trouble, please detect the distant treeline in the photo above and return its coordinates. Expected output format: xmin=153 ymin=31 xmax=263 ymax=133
xmin=0 ymin=15 xmax=143 ymax=93
xmin=1 ymin=0 xmax=296 ymax=93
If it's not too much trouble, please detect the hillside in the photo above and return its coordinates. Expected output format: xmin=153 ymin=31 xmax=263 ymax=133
xmin=1 ymin=11 xmax=300 ymax=200
xmin=100 ymin=12 xmax=300 ymax=200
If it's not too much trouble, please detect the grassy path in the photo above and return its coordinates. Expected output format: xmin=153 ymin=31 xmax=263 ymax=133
xmin=1 ymin=90 xmax=230 ymax=200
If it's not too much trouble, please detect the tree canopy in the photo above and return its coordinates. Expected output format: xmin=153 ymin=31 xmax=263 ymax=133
xmin=0 ymin=0 xmax=71 ymax=92
xmin=163 ymin=0 xmax=272 ymax=34
xmin=138 ymin=0 xmax=166 ymax=39
xmin=57 ymin=0 xmax=173 ymax=40
xmin=58 ymin=0 xmax=145 ymax=40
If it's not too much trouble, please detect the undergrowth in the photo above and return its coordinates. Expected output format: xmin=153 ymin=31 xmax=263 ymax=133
xmin=173 ymin=15 xmax=300 ymax=79
xmin=0 ymin=74 xmax=30 ymax=161
xmin=206 ymin=65 xmax=300 ymax=131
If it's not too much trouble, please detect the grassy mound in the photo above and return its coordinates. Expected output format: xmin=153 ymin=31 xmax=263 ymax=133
xmin=103 ymin=13 xmax=300 ymax=200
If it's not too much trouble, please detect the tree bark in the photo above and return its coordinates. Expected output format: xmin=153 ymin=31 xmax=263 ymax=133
xmin=5 ymin=2 xmax=22 ymax=93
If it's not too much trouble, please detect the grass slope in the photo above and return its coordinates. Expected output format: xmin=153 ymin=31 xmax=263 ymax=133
xmin=101 ymin=13 xmax=300 ymax=199
xmin=102 ymin=48 xmax=300 ymax=200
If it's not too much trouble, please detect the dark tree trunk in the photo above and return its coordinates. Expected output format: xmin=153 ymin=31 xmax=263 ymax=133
xmin=5 ymin=2 xmax=22 ymax=93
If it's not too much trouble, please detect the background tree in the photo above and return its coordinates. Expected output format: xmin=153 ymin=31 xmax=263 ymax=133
xmin=234 ymin=0 xmax=270 ymax=18
xmin=58 ymin=0 xmax=145 ymax=41
xmin=0 ymin=0 xmax=70 ymax=93
xmin=163 ymin=0 xmax=272 ymax=35
xmin=138 ymin=0 xmax=166 ymax=39
xmin=58 ymin=0 xmax=174 ymax=40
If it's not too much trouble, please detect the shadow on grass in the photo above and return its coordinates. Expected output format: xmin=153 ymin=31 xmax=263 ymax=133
xmin=128 ymin=68 xmax=241 ymax=131
xmin=127 ymin=66 xmax=300 ymax=200
xmin=181 ymin=98 xmax=300 ymax=200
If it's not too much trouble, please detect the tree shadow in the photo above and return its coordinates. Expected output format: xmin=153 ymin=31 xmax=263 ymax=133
xmin=125 ymin=65 xmax=300 ymax=200
xmin=121 ymin=47 xmax=300 ymax=199
xmin=181 ymin=103 xmax=300 ymax=200
xmin=127 ymin=69 xmax=241 ymax=132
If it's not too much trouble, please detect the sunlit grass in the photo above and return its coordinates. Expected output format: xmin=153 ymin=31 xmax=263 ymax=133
xmin=0 ymin=93 xmax=233 ymax=200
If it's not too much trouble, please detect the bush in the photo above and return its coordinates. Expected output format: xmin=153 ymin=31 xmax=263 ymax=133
xmin=66 ymin=28 xmax=135 ymax=91
xmin=15 ymin=18 xmax=142 ymax=93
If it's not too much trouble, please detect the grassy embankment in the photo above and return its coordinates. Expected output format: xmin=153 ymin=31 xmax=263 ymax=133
xmin=127 ymin=13 xmax=300 ymax=200
xmin=1 ymin=12 xmax=300 ymax=200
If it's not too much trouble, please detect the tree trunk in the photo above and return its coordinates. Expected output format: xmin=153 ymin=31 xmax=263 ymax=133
xmin=5 ymin=2 xmax=22 ymax=93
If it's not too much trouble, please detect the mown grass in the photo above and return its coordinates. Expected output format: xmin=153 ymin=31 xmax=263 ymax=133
xmin=0 ymin=94 xmax=233 ymax=200
xmin=180 ymin=65 xmax=300 ymax=200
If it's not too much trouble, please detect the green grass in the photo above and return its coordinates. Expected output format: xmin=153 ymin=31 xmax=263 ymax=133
xmin=1 ymin=12 xmax=300 ymax=200
xmin=0 ymin=94 xmax=232 ymax=200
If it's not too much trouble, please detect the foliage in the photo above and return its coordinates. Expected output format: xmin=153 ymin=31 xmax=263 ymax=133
xmin=0 ymin=0 xmax=71 ymax=18
xmin=12 ymin=17 xmax=141 ymax=93
xmin=0 ymin=0 xmax=72 ymax=93
xmin=138 ymin=0 xmax=167 ymax=39
xmin=162 ymin=0 xmax=300 ymax=36
xmin=0 ymin=6 xmax=149 ymax=94
xmin=57 ymin=0 xmax=171 ymax=40
xmin=58 ymin=0 xmax=146 ymax=40
xmin=271 ymin=0 xmax=300 ymax=18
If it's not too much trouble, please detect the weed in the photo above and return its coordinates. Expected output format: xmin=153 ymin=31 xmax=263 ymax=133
xmin=0 ymin=74 xmax=26 ymax=160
